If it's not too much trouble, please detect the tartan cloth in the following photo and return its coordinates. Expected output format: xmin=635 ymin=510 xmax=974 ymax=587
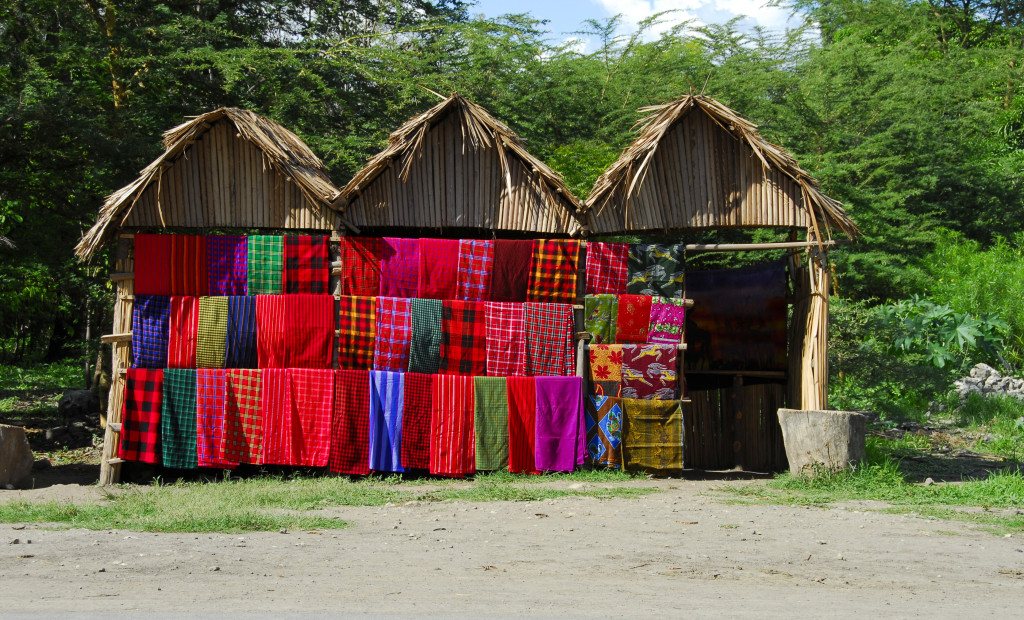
xmin=132 ymin=295 xmax=170 ymax=369
xmin=534 ymin=376 xmax=585 ymax=472
xmin=584 ymin=294 xmax=619 ymax=345
xmin=196 ymin=296 xmax=228 ymax=369
xmin=525 ymin=302 xmax=575 ymax=377
xmin=247 ymin=235 xmax=284 ymax=295
xmin=588 ymin=344 xmax=624 ymax=383
xmin=261 ymin=368 xmax=292 ymax=465
xmin=400 ymin=372 xmax=433 ymax=470
xmin=373 ymin=297 xmax=412 ymax=371
xmin=289 ymin=368 xmax=334 ymax=466
xmin=287 ymin=294 xmax=334 ymax=368
xmin=408 ymin=298 xmax=443 ymax=374
xmin=196 ymin=369 xmax=237 ymax=469
xmin=225 ymin=295 xmax=258 ymax=368
xmin=329 ymin=369 xmax=371 ymax=475
xmin=255 ymin=295 xmax=288 ymax=368
xmin=585 ymin=394 xmax=623 ymax=468
xmin=337 ymin=236 xmax=383 ymax=296
xmin=223 ymin=369 xmax=263 ymax=464
xmin=369 ymin=370 xmax=405 ymax=472
xmin=627 ymin=244 xmax=685 ymax=298
xmin=167 ymin=296 xmax=198 ymax=369
xmin=506 ymin=376 xmax=538 ymax=474
xmin=585 ymin=242 xmax=629 ymax=295
xmin=648 ymin=297 xmax=686 ymax=344
xmin=473 ymin=377 xmax=509 ymax=471
xmin=439 ymin=300 xmax=487 ymax=376
xmin=380 ymin=237 xmax=421 ymax=298
xmin=483 ymin=302 xmax=527 ymax=377
xmin=206 ymin=235 xmax=247 ymax=296
xmin=418 ymin=238 xmax=460 ymax=300
xmin=160 ymin=369 xmax=198 ymax=469
xmin=170 ymin=234 xmax=208 ymax=296
xmin=337 ymin=295 xmax=376 ymax=370
xmin=429 ymin=374 xmax=476 ymax=476
xmin=119 ymin=368 xmax=162 ymax=463
xmin=616 ymin=294 xmax=652 ymax=343
xmin=284 ymin=235 xmax=329 ymax=294
xmin=621 ymin=344 xmax=678 ymax=400
xmin=621 ymin=398 xmax=683 ymax=474
xmin=134 ymin=233 xmax=172 ymax=295
xmin=489 ymin=239 xmax=533 ymax=302
xmin=455 ymin=239 xmax=494 ymax=301
xmin=527 ymin=239 xmax=580 ymax=304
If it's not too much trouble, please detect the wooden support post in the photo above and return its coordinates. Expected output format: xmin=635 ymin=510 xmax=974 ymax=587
xmin=100 ymin=235 xmax=134 ymax=486
xmin=732 ymin=374 xmax=744 ymax=470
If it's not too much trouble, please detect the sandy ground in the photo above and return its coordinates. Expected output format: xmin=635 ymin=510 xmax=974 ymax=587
xmin=2 ymin=478 xmax=1023 ymax=617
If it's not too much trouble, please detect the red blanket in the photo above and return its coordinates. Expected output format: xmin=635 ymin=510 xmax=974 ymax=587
xmin=223 ymin=369 xmax=263 ymax=464
xmin=256 ymin=295 xmax=288 ymax=368
xmin=526 ymin=239 xmax=579 ymax=304
xmin=329 ymin=369 xmax=371 ymax=475
xmin=507 ymin=376 xmax=538 ymax=474
xmin=400 ymin=372 xmax=433 ymax=470
xmin=489 ymin=239 xmax=533 ymax=302
xmin=287 ymin=294 xmax=334 ymax=368
xmin=439 ymin=300 xmax=487 ymax=376
xmin=167 ymin=296 xmax=198 ymax=368
xmin=170 ymin=234 xmax=208 ymax=296
xmin=418 ymin=239 xmax=460 ymax=300
xmin=134 ymin=234 xmax=172 ymax=296
xmin=337 ymin=237 xmax=382 ymax=296
xmin=284 ymin=235 xmax=329 ymax=294
xmin=337 ymin=295 xmax=376 ymax=369
xmin=616 ymin=294 xmax=652 ymax=343
xmin=119 ymin=369 xmax=162 ymax=464
xmin=429 ymin=374 xmax=476 ymax=476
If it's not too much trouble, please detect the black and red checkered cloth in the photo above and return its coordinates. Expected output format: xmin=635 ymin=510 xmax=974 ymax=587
xmin=525 ymin=302 xmax=575 ymax=376
xmin=527 ymin=239 xmax=580 ymax=304
xmin=284 ymin=235 xmax=329 ymax=294
xmin=400 ymin=372 xmax=433 ymax=470
xmin=337 ymin=236 xmax=383 ymax=296
xmin=439 ymin=300 xmax=487 ymax=376
xmin=119 ymin=369 xmax=162 ymax=463
xmin=329 ymin=369 xmax=371 ymax=475
xmin=338 ymin=296 xmax=376 ymax=369
xmin=223 ymin=369 xmax=263 ymax=465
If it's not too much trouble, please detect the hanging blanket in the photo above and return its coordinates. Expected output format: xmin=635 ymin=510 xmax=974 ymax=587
xmin=196 ymin=296 xmax=228 ymax=369
xmin=418 ymin=239 xmax=460 ymax=300
xmin=196 ymin=369 xmax=236 ymax=469
xmin=223 ymin=369 xmax=263 ymax=464
xmin=621 ymin=344 xmax=678 ymax=400
xmin=585 ymin=242 xmax=628 ymax=295
xmin=489 ymin=240 xmax=533 ymax=302
xmin=527 ymin=239 xmax=580 ymax=304
xmin=506 ymin=376 xmax=538 ymax=474
xmin=287 ymin=294 xmax=334 ymax=368
xmin=648 ymin=297 xmax=686 ymax=344
xmin=337 ymin=236 xmax=382 ymax=296
xmin=329 ymin=369 xmax=371 ymax=475
xmin=284 ymin=234 xmax=329 ymax=294
xmin=225 ymin=296 xmax=257 ymax=368
xmin=429 ymin=374 xmax=475 ymax=476
xmin=616 ymin=294 xmax=652 ymax=343
xmin=247 ymin=235 xmax=284 ymax=295
xmin=439 ymin=300 xmax=487 ymax=376
xmin=170 ymin=234 xmax=208 ymax=296
xmin=206 ymin=235 xmax=247 ymax=296
xmin=119 ymin=368 xmax=162 ymax=463
xmin=585 ymin=394 xmax=623 ymax=468
xmin=525 ymin=303 xmax=574 ymax=377
xmin=534 ymin=376 xmax=585 ymax=472
xmin=132 ymin=295 xmax=170 ymax=369
xmin=588 ymin=344 xmax=624 ymax=383
xmin=161 ymin=369 xmax=198 ymax=469
xmin=167 ymin=296 xmax=198 ymax=369
xmin=473 ymin=377 xmax=509 ymax=471
xmin=455 ymin=239 xmax=494 ymax=301
xmin=369 ymin=370 xmax=405 ymax=472
xmin=626 ymin=243 xmax=684 ymax=298
xmin=256 ymin=295 xmax=287 ymax=368
xmin=289 ymin=368 xmax=334 ymax=467
xmin=380 ymin=237 xmax=420 ymax=297
xmin=408 ymin=298 xmax=443 ymax=374
xmin=584 ymin=294 xmax=618 ymax=344
xmin=483 ymin=302 xmax=527 ymax=377
xmin=337 ymin=295 xmax=376 ymax=370
xmin=373 ymin=297 xmax=412 ymax=371
xmin=260 ymin=368 xmax=292 ymax=466
xmin=133 ymin=233 xmax=172 ymax=296
xmin=398 ymin=373 xmax=431 ymax=470
xmin=621 ymin=398 xmax=683 ymax=474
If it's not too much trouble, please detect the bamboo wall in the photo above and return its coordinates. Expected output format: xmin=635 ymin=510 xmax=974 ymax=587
xmin=99 ymin=236 xmax=134 ymax=485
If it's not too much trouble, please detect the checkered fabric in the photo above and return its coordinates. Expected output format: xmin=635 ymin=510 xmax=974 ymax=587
xmin=525 ymin=303 xmax=575 ymax=377
xmin=223 ymin=369 xmax=263 ymax=464
xmin=408 ymin=298 xmax=443 ymax=374
xmin=473 ymin=377 xmax=509 ymax=471
xmin=167 ymin=296 xmax=198 ymax=369
xmin=287 ymin=294 xmax=334 ymax=368
xmin=206 ymin=235 xmax=247 ymax=296
xmin=337 ymin=236 xmax=382 ymax=296
xmin=247 ymin=235 xmax=283 ymax=295
xmin=380 ymin=237 xmax=420 ymax=297
xmin=284 ymin=235 xmax=329 ymax=294
xmin=119 ymin=368 xmax=162 ymax=463
xmin=132 ymin=295 xmax=170 ymax=369
xmin=429 ymin=374 xmax=476 ymax=476
xmin=225 ymin=296 xmax=257 ymax=368
xmin=337 ymin=295 xmax=376 ymax=370
xmin=400 ymin=372 xmax=433 ymax=470
xmin=455 ymin=239 xmax=494 ymax=301
xmin=329 ymin=369 xmax=371 ymax=475
xmin=439 ymin=300 xmax=487 ymax=376
xmin=170 ymin=234 xmax=208 ymax=296
xmin=489 ymin=240 xmax=533 ymax=302
xmin=506 ymin=376 xmax=538 ymax=474
xmin=289 ymin=368 xmax=335 ymax=467
xmin=417 ymin=239 xmax=460 ymax=300
xmin=134 ymin=233 xmax=172 ymax=296
xmin=621 ymin=398 xmax=683 ymax=474
xmin=526 ymin=239 xmax=580 ymax=304
xmin=584 ymin=294 xmax=619 ymax=345
xmin=483 ymin=302 xmax=527 ymax=377
xmin=160 ymin=369 xmax=198 ymax=469
xmin=585 ymin=242 xmax=629 ymax=295
xmin=369 ymin=370 xmax=405 ymax=472
xmin=260 ymin=368 xmax=292 ymax=465
xmin=255 ymin=295 xmax=288 ymax=368
xmin=196 ymin=369 xmax=237 ymax=469
xmin=373 ymin=297 xmax=412 ymax=371
xmin=196 ymin=296 xmax=228 ymax=369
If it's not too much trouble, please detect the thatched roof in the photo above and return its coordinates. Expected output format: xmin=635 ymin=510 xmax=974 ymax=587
xmin=585 ymin=95 xmax=859 ymax=239
xmin=75 ymin=108 xmax=343 ymax=260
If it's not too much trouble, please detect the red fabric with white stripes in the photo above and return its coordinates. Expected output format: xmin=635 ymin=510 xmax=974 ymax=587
xmin=429 ymin=374 xmax=476 ymax=476
xmin=167 ymin=296 xmax=198 ymax=368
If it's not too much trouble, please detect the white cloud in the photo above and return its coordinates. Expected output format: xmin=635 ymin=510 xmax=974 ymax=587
xmin=591 ymin=0 xmax=794 ymax=35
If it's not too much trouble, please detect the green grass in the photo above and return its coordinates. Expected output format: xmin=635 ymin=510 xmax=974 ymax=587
xmin=955 ymin=393 xmax=1024 ymax=460
xmin=0 ymin=360 xmax=85 ymax=420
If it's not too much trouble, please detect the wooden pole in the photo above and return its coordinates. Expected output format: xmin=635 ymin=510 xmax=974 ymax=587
xmin=100 ymin=234 xmax=134 ymax=486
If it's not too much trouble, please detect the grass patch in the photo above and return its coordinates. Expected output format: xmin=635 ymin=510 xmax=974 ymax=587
xmin=955 ymin=393 xmax=1024 ymax=460
xmin=0 ymin=360 xmax=84 ymax=422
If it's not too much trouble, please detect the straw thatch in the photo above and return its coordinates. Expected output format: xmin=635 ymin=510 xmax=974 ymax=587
xmin=585 ymin=95 xmax=859 ymax=238
xmin=75 ymin=108 xmax=343 ymax=260
xmin=339 ymin=92 xmax=584 ymax=234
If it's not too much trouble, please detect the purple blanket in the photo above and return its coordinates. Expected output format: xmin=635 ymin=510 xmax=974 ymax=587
xmin=534 ymin=376 xmax=585 ymax=472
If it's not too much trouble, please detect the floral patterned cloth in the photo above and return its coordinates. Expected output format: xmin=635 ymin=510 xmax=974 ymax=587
xmin=588 ymin=344 xmax=623 ymax=383
xmin=615 ymin=294 xmax=651 ymax=343
xmin=584 ymin=294 xmax=618 ymax=344
xmin=648 ymin=297 xmax=686 ymax=344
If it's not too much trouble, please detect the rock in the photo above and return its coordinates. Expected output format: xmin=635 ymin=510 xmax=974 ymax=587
xmin=923 ymin=477 xmax=935 ymax=486
xmin=777 ymin=409 xmax=867 ymax=477
xmin=32 ymin=459 xmax=51 ymax=471
xmin=45 ymin=426 xmax=72 ymax=443
xmin=0 ymin=424 xmax=34 ymax=489
xmin=956 ymin=364 xmax=1024 ymax=402
xmin=57 ymin=389 xmax=100 ymax=423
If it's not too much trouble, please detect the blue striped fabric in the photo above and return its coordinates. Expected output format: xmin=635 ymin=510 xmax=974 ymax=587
xmin=225 ymin=296 xmax=257 ymax=368
xmin=132 ymin=295 xmax=171 ymax=368
xmin=368 ymin=370 xmax=405 ymax=472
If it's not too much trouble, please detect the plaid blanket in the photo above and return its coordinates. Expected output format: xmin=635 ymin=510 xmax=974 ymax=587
xmin=525 ymin=303 xmax=575 ymax=377
xmin=616 ymin=294 xmax=651 ymax=343
xmin=373 ymin=297 xmax=412 ymax=371
xmin=196 ymin=296 xmax=228 ymax=369
xmin=261 ymin=368 xmax=292 ymax=465
xmin=284 ymin=235 xmax=329 ymax=294
xmin=161 ymin=369 xmax=198 ymax=469
xmin=489 ymin=240 xmax=533 ymax=302
xmin=585 ymin=242 xmax=628 ymax=295
xmin=196 ymin=369 xmax=237 ymax=469
xmin=167 ymin=296 xmax=198 ymax=369
xmin=119 ymin=368 xmax=162 ymax=463
xmin=534 ymin=376 xmax=585 ymax=472
xmin=337 ymin=236 xmax=382 ymax=296
xmin=223 ymin=369 xmax=263 ymax=464
xmin=429 ymin=374 xmax=476 ymax=476
xmin=439 ymin=300 xmax=487 ymax=376
xmin=170 ymin=234 xmax=208 ymax=296
xmin=132 ymin=295 xmax=170 ymax=369
xmin=483 ymin=302 xmax=526 ymax=377
xmin=133 ymin=233 xmax=172 ymax=296
xmin=584 ymin=294 xmax=619 ymax=344
xmin=337 ymin=295 xmax=376 ymax=369
xmin=206 ymin=235 xmax=247 ymax=296
xmin=247 ymin=235 xmax=283 ymax=295
xmin=455 ymin=239 xmax=494 ymax=301
xmin=380 ymin=237 xmax=421 ymax=297
xmin=621 ymin=398 xmax=683 ymax=474
xmin=527 ymin=239 xmax=580 ymax=304
xmin=226 ymin=296 xmax=257 ymax=368
xmin=621 ymin=344 xmax=677 ymax=400
xmin=648 ymin=297 xmax=686 ymax=344
xmin=418 ymin=239 xmax=460 ymax=300
xmin=400 ymin=372 xmax=432 ymax=470
xmin=369 ymin=370 xmax=405 ymax=472
xmin=256 ymin=295 xmax=288 ymax=368
xmin=289 ymin=368 xmax=334 ymax=467
xmin=585 ymin=394 xmax=623 ymax=468
xmin=506 ymin=376 xmax=538 ymax=474
xmin=627 ymin=244 xmax=684 ymax=298
xmin=329 ymin=369 xmax=371 ymax=475
xmin=408 ymin=298 xmax=443 ymax=374
xmin=287 ymin=294 xmax=334 ymax=368
xmin=473 ymin=377 xmax=508 ymax=471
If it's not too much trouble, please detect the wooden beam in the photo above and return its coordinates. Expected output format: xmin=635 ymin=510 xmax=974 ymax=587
xmin=101 ymin=333 xmax=132 ymax=344
xmin=109 ymin=272 xmax=134 ymax=282
xmin=687 ymin=370 xmax=786 ymax=379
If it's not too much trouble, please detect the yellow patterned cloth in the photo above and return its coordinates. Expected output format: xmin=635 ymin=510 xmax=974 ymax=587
xmin=588 ymin=344 xmax=623 ymax=382
xmin=196 ymin=296 xmax=228 ymax=368
xmin=621 ymin=398 xmax=682 ymax=474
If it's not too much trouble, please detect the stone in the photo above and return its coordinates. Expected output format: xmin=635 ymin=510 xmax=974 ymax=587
xmin=57 ymin=389 xmax=100 ymax=423
xmin=776 ymin=409 xmax=867 ymax=477
xmin=0 ymin=424 xmax=34 ymax=489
